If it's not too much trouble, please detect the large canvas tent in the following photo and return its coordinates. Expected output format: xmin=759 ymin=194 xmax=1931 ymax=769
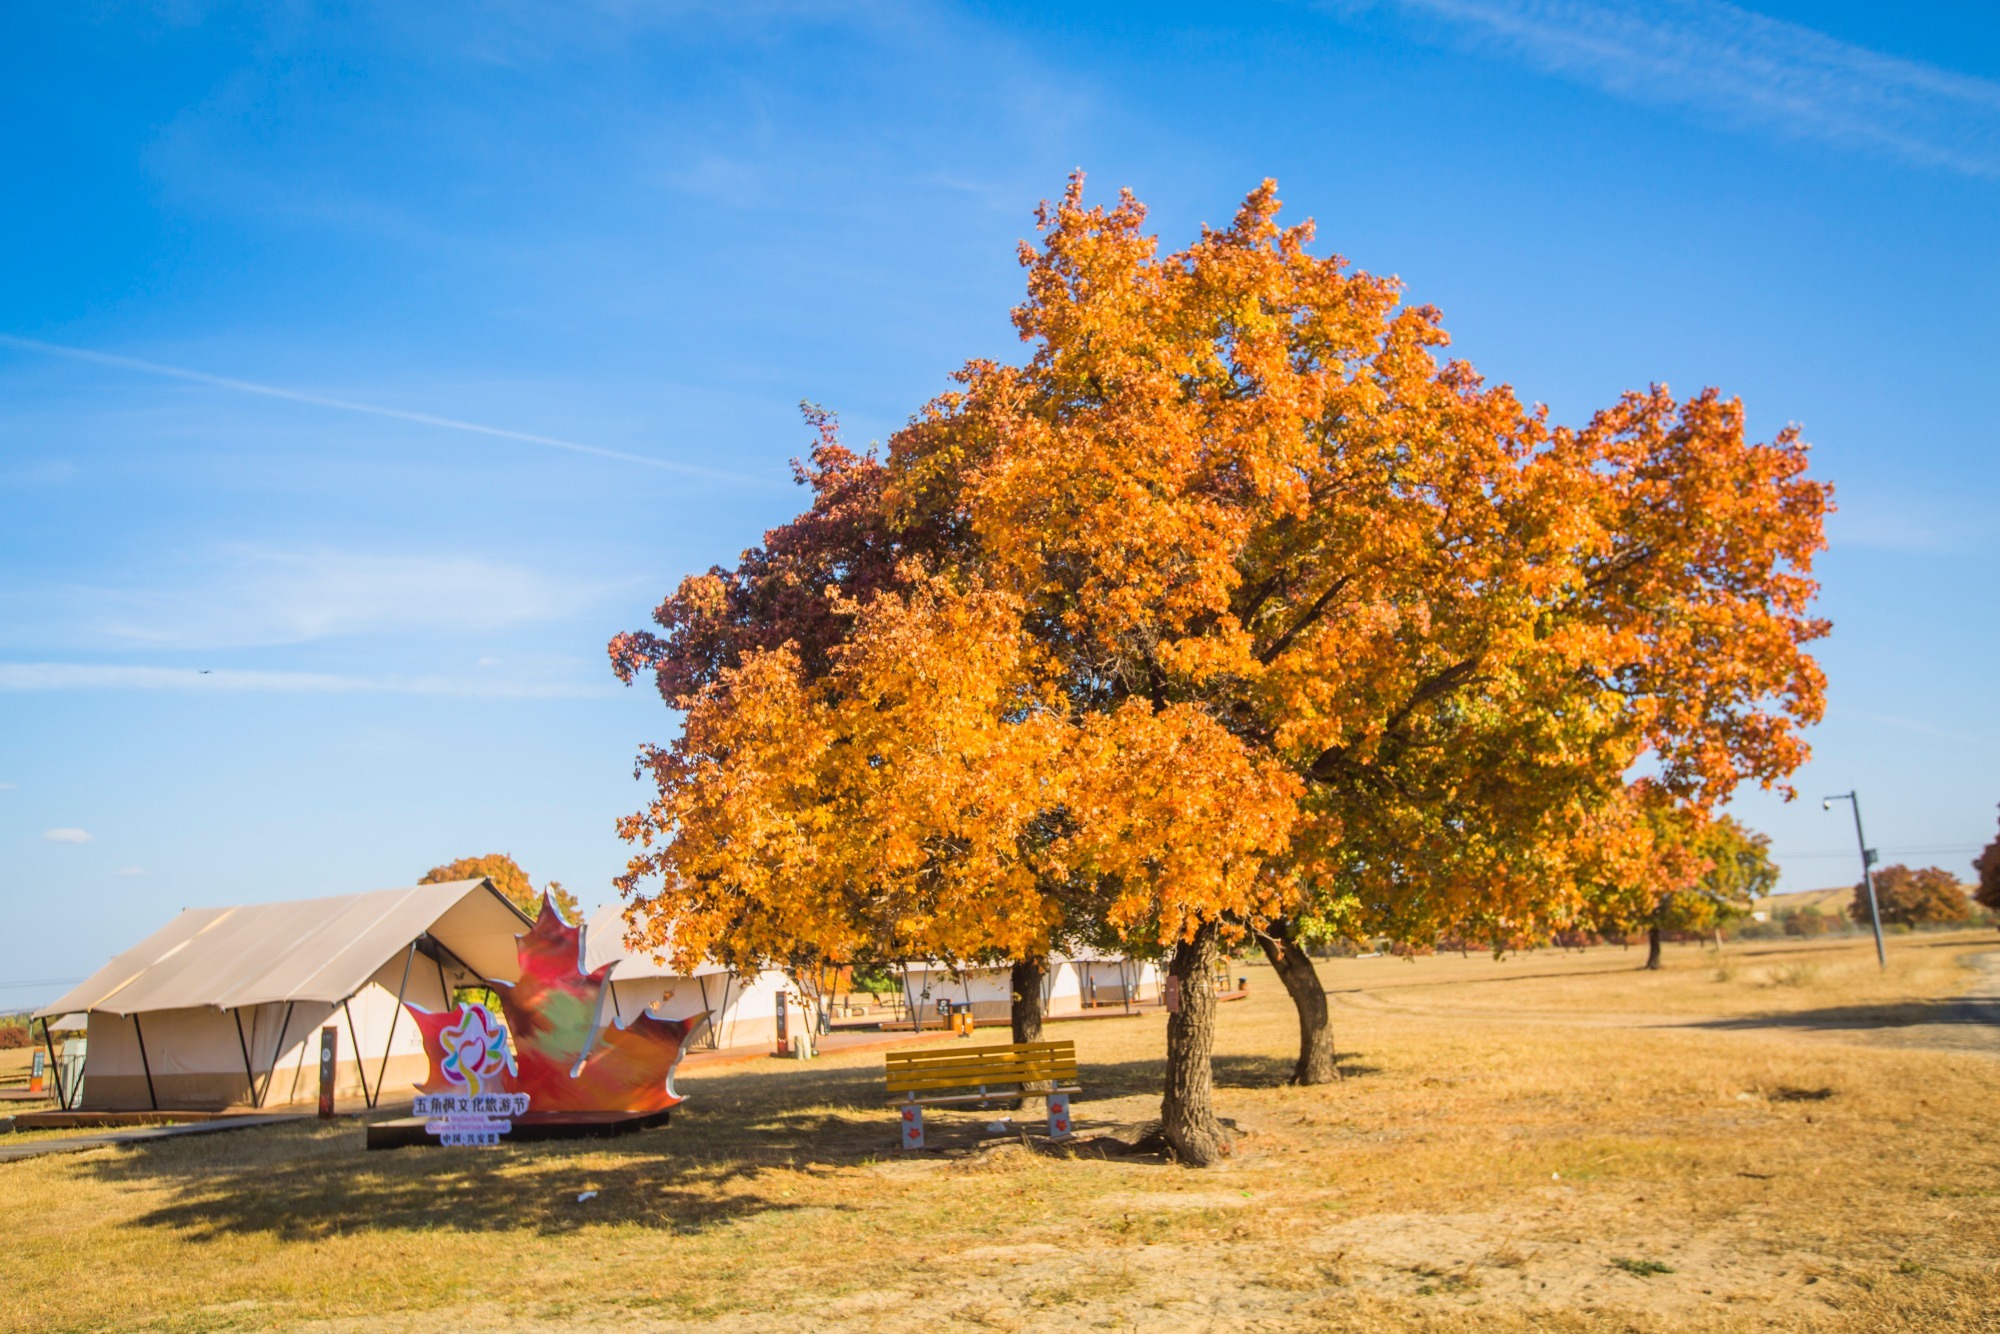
xmin=580 ymin=906 xmax=794 ymax=1053
xmin=33 ymin=879 xmax=530 ymax=1112
xmin=896 ymin=952 xmax=1162 ymax=1024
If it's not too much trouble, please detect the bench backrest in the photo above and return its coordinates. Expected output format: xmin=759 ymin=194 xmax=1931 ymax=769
xmin=884 ymin=1040 xmax=1077 ymax=1096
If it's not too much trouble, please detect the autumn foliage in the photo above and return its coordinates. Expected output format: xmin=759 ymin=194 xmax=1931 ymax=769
xmin=1974 ymin=809 xmax=2000 ymax=915
xmin=420 ymin=853 xmax=580 ymax=923
xmin=1855 ymin=865 xmax=1972 ymax=927
xmin=613 ymin=176 xmax=1828 ymax=1164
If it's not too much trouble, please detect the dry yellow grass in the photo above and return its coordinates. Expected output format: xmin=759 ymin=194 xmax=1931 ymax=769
xmin=4 ymin=931 xmax=1998 ymax=1331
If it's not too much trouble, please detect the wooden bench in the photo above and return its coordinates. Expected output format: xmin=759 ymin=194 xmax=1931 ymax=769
xmin=885 ymin=1040 xmax=1079 ymax=1149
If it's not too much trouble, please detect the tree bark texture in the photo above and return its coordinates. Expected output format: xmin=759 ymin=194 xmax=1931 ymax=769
xmin=1258 ymin=919 xmax=1338 ymax=1085
xmin=1011 ymin=955 xmax=1053 ymax=1107
xmin=1161 ymin=919 xmax=1231 ymax=1166
xmin=1010 ymin=956 xmax=1048 ymax=1045
xmin=1645 ymin=925 xmax=1663 ymax=971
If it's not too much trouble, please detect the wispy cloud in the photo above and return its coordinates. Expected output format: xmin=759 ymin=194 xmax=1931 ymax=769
xmin=116 ymin=867 xmax=147 ymax=877
xmin=0 ymin=664 xmax=612 ymax=698
xmin=3 ymin=547 xmax=602 ymax=651
xmin=0 ymin=334 xmax=778 ymax=485
xmin=1348 ymin=0 xmax=2000 ymax=177
xmin=42 ymin=828 xmax=92 ymax=844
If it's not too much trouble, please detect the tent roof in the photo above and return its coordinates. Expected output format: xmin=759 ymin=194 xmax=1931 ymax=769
xmin=583 ymin=905 xmax=732 ymax=980
xmin=35 ymin=880 xmax=531 ymax=1019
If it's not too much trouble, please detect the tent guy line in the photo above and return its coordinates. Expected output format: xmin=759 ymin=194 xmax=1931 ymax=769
xmin=0 ymin=333 xmax=780 ymax=487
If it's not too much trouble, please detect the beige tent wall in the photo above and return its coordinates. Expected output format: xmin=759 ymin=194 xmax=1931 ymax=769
xmin=901 ymin=964 xmax=1016 ymax=1023
xmin=78 ymin=975 xmax=440 ymax=1111
xmin=1078 ymin=958 xmax=1161 ymax=1006
xmin=1043 ymin=959 xmax=1084 ymax=1016
xmin=606 ymin=969 xmax=787 ymax=1052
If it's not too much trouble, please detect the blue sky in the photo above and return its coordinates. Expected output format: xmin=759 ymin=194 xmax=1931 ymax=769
xmin=3 ymin=1 xmax=1996 ymax=1008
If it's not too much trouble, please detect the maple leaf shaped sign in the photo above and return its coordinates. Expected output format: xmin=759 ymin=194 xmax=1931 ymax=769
xmin=407 ymin=894 xmax=701 ymax=1114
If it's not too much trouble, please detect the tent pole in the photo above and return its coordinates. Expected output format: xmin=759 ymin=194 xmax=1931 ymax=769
xmin=232 ymin=1009 xmax=256 ymax=1107
xmin=131 ymin=1013 xmax=159 ymax=1111
xmin=341 ymin=997 xmax=373 ymax=1110
xmin=716 ymin=971 xmax=736 ymax=1050
xmin=38 ymin=1016 xmax=67 ymax=1110
xmin=695 ymin=975 xmax=718 ymax=1050
xmin=428 ymin=935 xmax=450 ymax=1008
xmin=260 ymin=1001 xmax=295 ymax=1108
xmin=428 ymin=935 xmax=480 ymax=980
xmin=374 ymin=941 xmax=418 ymax=1109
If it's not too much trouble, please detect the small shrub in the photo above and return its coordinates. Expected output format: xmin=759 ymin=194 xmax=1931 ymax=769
xmin=1611 ymin=1257 xmax=1674 ymax=1277
xmin=1768 ymin=963 xmax=1818 ymax=988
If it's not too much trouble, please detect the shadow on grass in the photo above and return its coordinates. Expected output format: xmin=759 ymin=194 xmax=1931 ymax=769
xmin=72 ymin=1040 xmax=1376 ymax=1240
xmin=1210 ymin=1054 xmax=1381 ymax=1089
xmin=1692 ymin=995 xmax=2000 ymax=1034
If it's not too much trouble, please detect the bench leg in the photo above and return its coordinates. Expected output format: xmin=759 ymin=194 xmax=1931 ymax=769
xmin=1046 ymin=1092 xmax=1073 ymax=1141
xmin=900 ymin=1104 xmax=925 ymax=1150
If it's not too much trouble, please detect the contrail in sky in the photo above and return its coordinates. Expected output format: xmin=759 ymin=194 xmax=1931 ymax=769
xmin=0 ymin=333 xmax=774 ymax=485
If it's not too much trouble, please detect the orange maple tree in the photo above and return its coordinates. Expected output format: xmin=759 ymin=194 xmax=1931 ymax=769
xmin=420 ymin=853 xmax=579 ymax=923
xmin=615 ymin=176 xmax=1828 ymax=1166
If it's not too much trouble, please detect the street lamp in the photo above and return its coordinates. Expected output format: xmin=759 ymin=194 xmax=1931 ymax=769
xmin=1823 ymin=792 xmax=1887 ymax=970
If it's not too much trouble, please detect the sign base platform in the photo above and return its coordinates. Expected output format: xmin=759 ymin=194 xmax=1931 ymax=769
xmin=366 ymin=1108 xmax=672 ymax=1151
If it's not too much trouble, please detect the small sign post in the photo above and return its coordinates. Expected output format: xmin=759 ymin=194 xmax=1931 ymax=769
xmin=318 ymin=1025 xmax=338 ymax=1119
xmin=774 ymin=989 xmax=789 ymax=1055
xmin=29 ymin=1049 xmax=45 ymax=1095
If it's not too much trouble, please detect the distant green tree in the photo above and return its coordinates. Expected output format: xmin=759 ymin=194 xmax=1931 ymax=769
xmin=421 ymin=853 xmax=581 ymax=922
xmin=1855 ymin=864 xmax=1970 ymax=928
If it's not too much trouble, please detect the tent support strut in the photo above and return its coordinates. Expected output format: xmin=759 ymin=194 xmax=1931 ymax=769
xmin=131 ymin=1012 xmax=159 ymax=1111
xmin=232 ymin=1008 xmax=256 ymax=1107
xmin=259 ymin=1001 xmax=295 ymax=1108
xmin=374 ymin=941 xmax=418 ymax=1109
xmin=341 ymin=997 xmax=373 ymax=1110
xmin=38 ymin=1016 xmax=68 ymax=1109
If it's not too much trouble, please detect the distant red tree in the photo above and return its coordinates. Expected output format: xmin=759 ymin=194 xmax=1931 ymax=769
xmin=1854 ymin=864 xmax=1970 ymax=928
xmin=1973 ymin=807 xmax=2000 ymax=915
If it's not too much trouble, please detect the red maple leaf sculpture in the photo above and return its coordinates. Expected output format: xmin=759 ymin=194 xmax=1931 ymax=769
xmin=407 ymin=894 xmax=700 ymax=1114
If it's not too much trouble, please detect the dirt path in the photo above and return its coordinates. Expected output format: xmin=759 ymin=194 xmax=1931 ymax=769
xmin=1328 ymin=948 xmax=2000 ymax=1056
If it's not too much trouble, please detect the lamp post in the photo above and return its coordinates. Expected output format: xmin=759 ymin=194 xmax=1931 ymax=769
xmin=1823 ymin=792 xmax=1886 ymax=970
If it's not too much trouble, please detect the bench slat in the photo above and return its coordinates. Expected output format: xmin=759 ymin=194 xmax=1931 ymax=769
xmin=893 ymin=1085 xmax=1081 ymax=1107
xmin=888 ymin=1048 xmax=1072 ymax=1072
xmin=883 ymin=1040 xmax=1080 ymax=1095
xmin=886 ymin=1069 xmax=1077 ymax=1094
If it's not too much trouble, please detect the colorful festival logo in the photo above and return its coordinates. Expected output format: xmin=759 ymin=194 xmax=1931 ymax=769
xmin=405 ymin=894 xmax=701 ymax=1141
xmin=437 ymin=1002 xmax=513 ymax=1096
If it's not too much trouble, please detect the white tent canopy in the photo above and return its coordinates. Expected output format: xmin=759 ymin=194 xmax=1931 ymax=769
xmin=34 ymin=880 xmax=531 ymax=1112
xmin=36 ymin=880 xmax=525 ymax=1020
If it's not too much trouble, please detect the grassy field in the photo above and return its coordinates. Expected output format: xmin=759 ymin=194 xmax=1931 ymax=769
xmin=4 ymin=931 xmax=1998 ymax=1331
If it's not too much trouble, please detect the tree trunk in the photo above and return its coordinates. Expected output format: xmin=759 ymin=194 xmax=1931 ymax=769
xmin=1161 ymin=920 xmax=1231 ymax=1166
xmin=1010 ymin=956 xmax=1047 ymax=1045
xmin=1259 ymin=918 xmax=1338 ymax=1085
xmin=1645 ymin=925 xmax=1663 ymax=971
xmin=1011 ymin=955 xmax=1052 ymax=1109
